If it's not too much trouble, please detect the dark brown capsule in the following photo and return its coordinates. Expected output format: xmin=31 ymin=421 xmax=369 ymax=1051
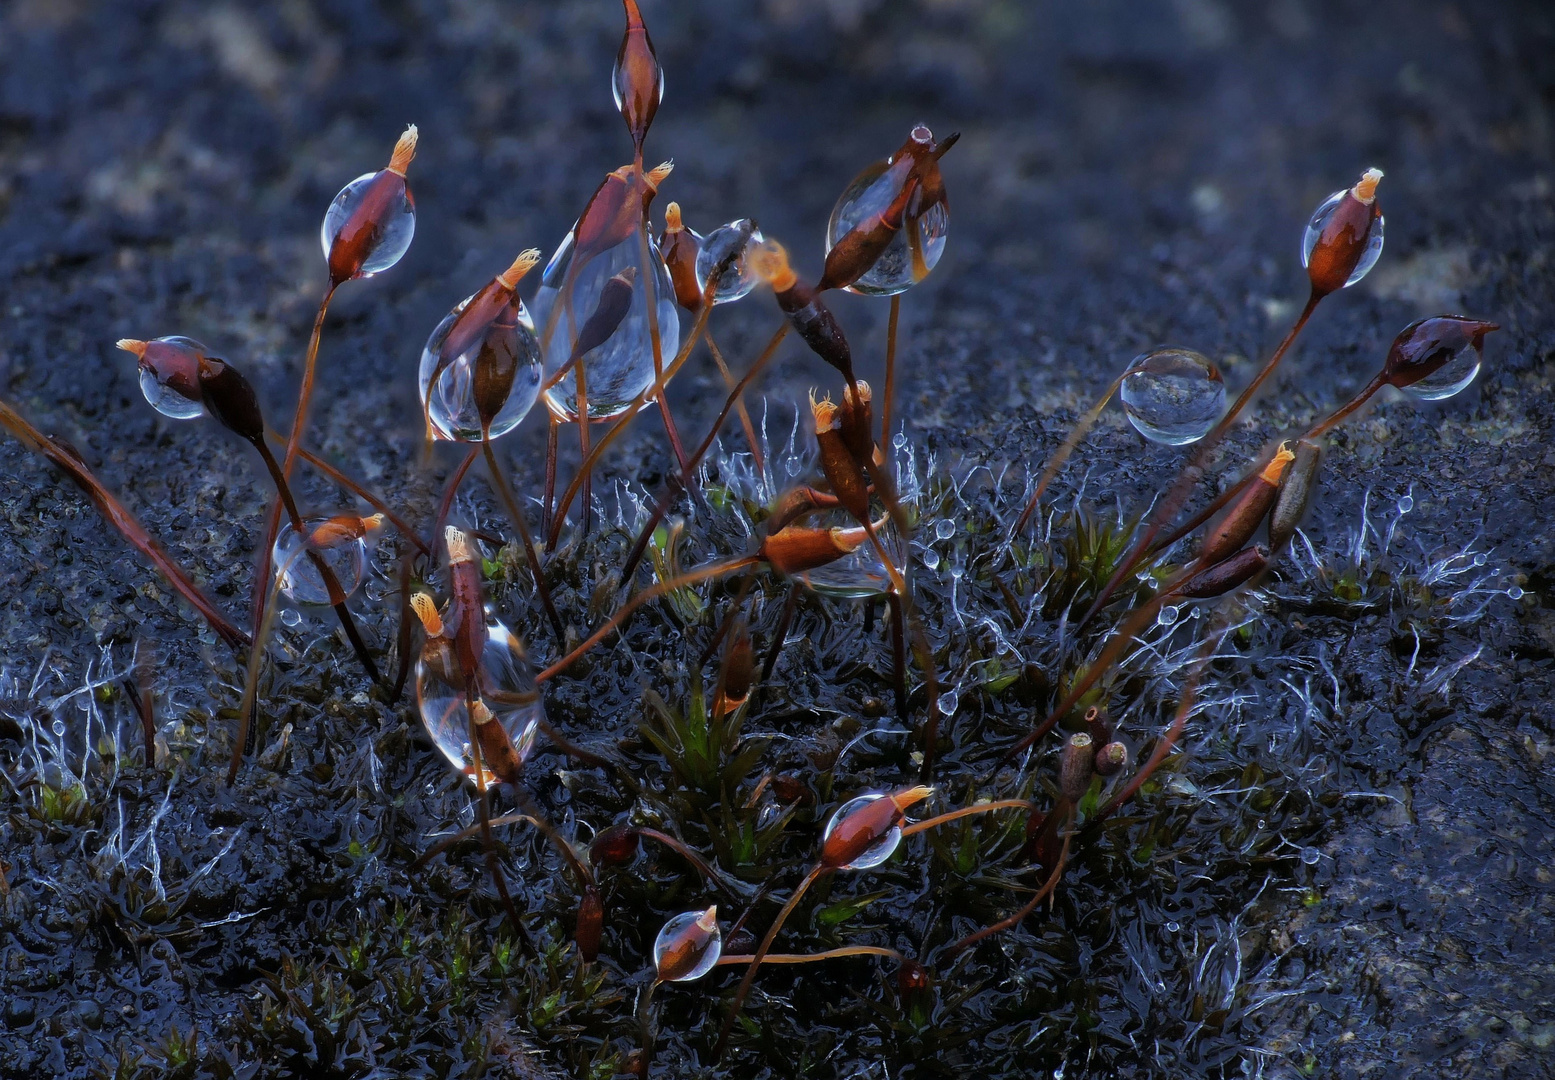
xmin=571 ymin=266 xmax=638 ymax=359
xmin=116 ymin=337 xmax=204 ymax=415
xmin=764 ymin=485 xmax=842 ymax=536
xmin=759 ymin=522 xmax=870 ymax=577
xmin=897 ymin=957 xmax=931 ymax=999
xmin=422 ymin=249 xmax=542 ymax=434
xmin=837 ymin=380 xmax=875 ymax=470
xmin=1059 ymin=732 xmax=1094 ymax=803
xmin=750 ymin=241 xmax=855 ymax=385
xmin=658 ymin=202 xmax=704 ymax=311
xmin=614 ymin=0 xmax=663 ymax=160
xmin=1085 ymin=705 xmax=1114 ymax=749
xmin=715 ymin=614 xmax=755 ymax=713
xmin=770 ymin=774 xmax=812 ymax=806
xmin=1179 ymin=545 xmax=1269 ymax=599
xmin=590 ymin=823 xmax=641 ymax=867
xmin=194 ymin=354 xmax=266 ymax=445
xmin=573 ymin=161 xmax=673 ymax=269
xmin=326 ymin=126 xmax=418 ymax=286
xmin=575 ymin=886 xmax=604 ymax=962
xmin=1267 ymin=439 xmax=1321 ymax=550
xmin=811 ymin=392 xmax=871 ymax=523
xmin=1094 ymin=741 xmax=1129 ymax=777
xmin=653 ymin=905 xmax=720 ymax=983
xmin=470 ymin=697 xmax=526 ymax=786
xmin=1197 ymin=445 xmax=1294 ymax=569
xmin=1305 ymin=168 xmax=1382 ymax=297
xmin=1382 ymin=315 xmax=1500 ymax=391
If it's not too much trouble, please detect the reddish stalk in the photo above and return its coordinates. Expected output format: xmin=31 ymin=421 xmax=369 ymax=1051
xmin=943 ymin=831 xmax=1069 ymax=957
xmin=715 ymin=945 xmax=903 ymax=967
xmin=706 ymin=330 xmax=764 ymax=475
xmin=881 ymin=293 xmax=901 ymax=441
xmin=1013 ymin=367 xmax=1134 ymax=536
xmin=482 ymin=440 xmax=566 ymax=646
xmin=898 ymin=799 xmax=1032 ymax=837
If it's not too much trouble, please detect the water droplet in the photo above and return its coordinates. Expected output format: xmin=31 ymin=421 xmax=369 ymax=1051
xmin=131 ymin=337 xmax=209 ymax=420
xmin=419 ymin=289 xmax=542 ymax=443
xmin=1120 ymin=349 xmax=1226 ymax=446
xmin=416 ymin=619 xmax=542 ymax=787
xmin=1300 ymin=847 xmax=1321 ymax=865
xmin=1491 ymin=567 xmax=1501 ymax=577
xmin=922 ymin=548 xmax=941 ymax=571
xmin=1397 ymin=494 xmax=1414 ymax=514
xmin=821 ymin=793 xmax=904 ymax=870
xmin=532 ymin=227 xmax=680 ymax=421
xmin=1508 ymin=585 xmax=1525 ymax=600
xmin=51 ymin=719 xmax=66 ymax=737
xmin=1296 ymin=931 xmax=1311 ymax=946
xmin=1157 ymin=604 xmax=1180 ymax=627
xmin=695 ymin=220 xmax=763 ymax=304
xmin=1400 ymin=340 xmax=1481 ymax=401
xmin=1472 ymin=553 xmax=1487 ymax=567
xmin=280 ymin=608 xmax=303 ymax=628
xmin=1189 ymin=606 xmax=1203 ymax=619
xmin=825 ymin=157 xmax=949 ymax=296
xmin=320 ymin=171 xmax=416 ymax=277
xmin=1257 ymin=819 xmax=1267 ymax=830
xmin=1165 ymin=921 xmax=1180 ymax=933
xmin=892 ymin=432 xmax=907 ymax=450
xmin=794 ymin=524 xmax=907 ymax=600
xmin=272 ymin=518 xmax=371 ymax=605
xmin=950 ymin=562 xmax=964 ymax=580
xmin=935 ymin=519 xmax=955 ymax=541
xmin=938 ymin=689 xmax=959 ymax=716
xmin=653 ymin=908 xmax=722 ymax=983
xmin=1301 ymin=190 xmax=1384 ymax=287
xmin=364 ymin=579 xmax=387 ymax=602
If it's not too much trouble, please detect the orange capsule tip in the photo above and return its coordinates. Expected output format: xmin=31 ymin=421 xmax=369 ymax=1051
xmin=809 ymin=390 xmax=840 ymax=432
xmin=695 ymin=905 xmax=718 ymax=932
xmin=664 ymin=202 xmax=684 ymax=231
xmin=1258 ymin=443 xmax=1297 ymax=486
xmin=646 ymin=160 xmax=674 ymax=188
xmin=410 ymin=592 xmax=443 ymax=636
xmin=1352 ymin=167 xmax=1383 ymax=204
xmin=749 ymin=240 xmax=797 ymax=293
xmin=388 ymin=124 xmax=419 ymax=176
xmin=497 ymin=248 xmax=543 ymax=290
xmin=889 ymin=785 xmax=935 ymax=812
xmin=445 ymin=525 xmax=475 ymax=564
xmin=116 ymin=338 xmax=149 ymax=357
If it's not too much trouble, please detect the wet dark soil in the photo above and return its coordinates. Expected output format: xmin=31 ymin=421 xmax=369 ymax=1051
xmin=2 ymin=1 xmax=1553 ymax=1078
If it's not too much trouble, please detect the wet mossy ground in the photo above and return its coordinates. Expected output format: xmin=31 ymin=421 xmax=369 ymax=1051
xmin=2 ymin=1 xmax=1554 ymax=1078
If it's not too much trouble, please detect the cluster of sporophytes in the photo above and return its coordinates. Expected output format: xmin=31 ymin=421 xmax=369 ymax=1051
xmin=0 ymin=1 xmax=1509 ymax=1076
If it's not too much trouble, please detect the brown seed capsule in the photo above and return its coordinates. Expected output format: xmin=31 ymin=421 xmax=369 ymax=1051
xmin=1059 ymin=733 xmax=1094 ymax=803
xmin=446 ymin=526 xmax=492 ymax=690
xmin=749 ymin=241 xmax=855 ymax=384
xmin=571 ymin=266 xmax=638 ymax=360
xmin=770 ymin=774 xmax=812 ymax=806
xmin=759 ymin=522 xmax=870 ymax=576
xmin=658 ymin=202 xmax=705 ymax=311
xmin=764 ymin=486 xmax=843 ymax=535
xmin=811 ymin=391 xmax=871 ymax=522
xmin=897 ymin=957 xmax=931 ymax=999
xmin=1179 ymin=544 xmax=1269 ymax=599
xmin=1085 ymin=705 xmax=1114 ymax=749
xmin=1382 ymin=315 xmax=1500 ymax=392
xmin=614 ymin=0 xmax=663 ymax=160
xmin=575 ymin=886 xmax=604 ymax=962
xmin=653 ymin=905 xmax=721 ymax=983
xmin=715 ymin=614 xmax=755 ymax=713
xmin=116 ymin=337 xmax=205 ymax=417
xmin=194 ymin=354 xmax=267 ymax=444
xmin=325 ymin=126 xmax=418 ymax=286
xmin=1197 ymin=444 xmax=1295 ymax=569
xmin=1094 ymin=740 xmax=1129 ymax=777
xmin=470 ymin=697 xmax=526 ymax=786
xmin=837 ymin=380 xmax=875 ymax=469
xmin=573 ymin=161 xmax=673 ymax=269
xmin=1305 ymin=168 xmax=1383 ymax=297
xmin=819 ymin=785 xmax=932 ymax=870
xmin=1267 ymin=439 xmax=1321 ymax=550
xmin=307 ymin=513 xmax=384 ymax=550
xmin=590 ymin=824 xmax=641 ymax=867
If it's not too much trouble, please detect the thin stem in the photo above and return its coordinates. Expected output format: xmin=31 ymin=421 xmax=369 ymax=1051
xmin=482 ymin=440 xmax=566 ymax=646
xmin=637 ymin=214 xmax=691 ymax=474
xmin=707 ymin=329 xmax=764 ymax=476
xmin=511 ymin=785 xmax=595 ymax=890
xmin=263 ymin=428 xmax=427 ymax=553
xmin=464 ymin=678 xmax=531 ymax=945
xmin=715 ymin=946 xmax=903 ymax=966
xmin=1013 ymin=368 xmax=1132 ymax=536
xmin=716 ymin=865 xmax=828 ymax=1060
xmin=899 ymin=800 xmax=1032 ymax=838
xmin=1304 ymin=373 xmax=1387 ymax=439
xmin=882 ymin=293 xmax=900 ymax=441
xmin=943 ymin=831 xmax=1069 ymax=958
xmin=543 ymin=417 xmax=558 ymax=540
xmin=636 ymin=828 xmax=746 ymax=897
xmin=410 ymin=811 xmax=545 ymax=871
xmin=229 ymin=545 xmax=301 ymax=785
xmin=1093 ymin=680 xmax=1192 ymax=823
xmin=535 ymin=556 xmax=759 ymax=682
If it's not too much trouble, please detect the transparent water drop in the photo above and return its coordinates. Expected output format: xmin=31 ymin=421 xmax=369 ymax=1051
xmin=796 ymin=523 xmax=907 ymax=600
xmin=821 ymin=793 xmax=903 ymax=870
xmin=1397 ymin=494 xmax=1414 ymax=514
xmin=271 ymin=517 xmax=371 ymax=605
xmin=921 ymin=548 xmax=941 ymax=571
xmin=1189 ymin=606 xmax=1203 ymax=619
xmin=695 ymin=220 xmax=763 ymax=304
xmin=1301 ymin=190 xmax=1384 ymax=288
xmin=132 ymin=336 xmax=208 ymax=420
xmin=416 ymin=618 xmax=542 ymax=787
xmin=1157 ymin=604 xmax=1180 ymax=627
xmin=1399 ymin=340 xmax=1482 ymax=401
xmin=1472 ymin=553 xmax=1487 ymax=567
xmin=532 ymin=226 xmax=680 ymax=421
xmin=51 ymin=719 xmax=66 ymax=737
xmin=1165 ymin=921 xmax=1180 ymax=933
xmin=825 ymin=162 xmax=949 ymax=296
xmin=935 ymin=519 xmax=955 ymax=541
xmin=365 ymin=578 xmax=387 ymax=603
xmin=1491 ymin=567 xmax=1501 ymax=577
xmin=652 ymin=908 xmax=722 ymax=983
xmin=1257 ymin=819 xmax=1267 ymax=829
xmin=1120 ymin=348 xmax=1226 ymax=446
xmin=1300 ymin=846 xmax=1321 ymax=865
xmin=1508 ymin=585 xmax=1525 ymax=600
xmin=938 ymin=689 xmax=959 ymax=716
xmin=320 ymin=172 xmax=416 ymax=277
xmin=418 ymin=292 xmax=543 ymax=442
xmin=280 ymin=608 xmax=303 ymax=628
xmin=1296 ymin=931 xmax=1311 ymax=946
xmin=950 ymin=561 xmax=965 ymax=580
xmin=892 ymin=432 xmax=907 ymax=450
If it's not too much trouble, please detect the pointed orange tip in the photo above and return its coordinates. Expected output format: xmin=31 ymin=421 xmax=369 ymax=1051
xmin=410 ymin=592 xmax=443 ymax=637
xmin=809 ymin=389 xmax=839 ymax=432
xmin=664 ymin=202 xmax=684 ymax=232
xmin=890 ymin=785 xmax=935 ymax=812
xmin=1352 ymin=167 xmax=1383 ymax=204
xmin=444 ymin=525 xmax=474 ymax=564
xmin=116 ymin=338 xmax=148 ymax=358
xmin=388 ymin=124 xmax=419 ymax=176
xmin=646 ymin=160 xmax=674 ymax=188
xmin=623 ymin=0 xmax=646 ymax=28
xmin=361 ymin=513 xmax=385 ymax=531
xmin=1259 ymin=443 xmax=1297 ymax=485
xmin=497 ymin=248 xmax=543 ymax=289
xmin=695 ymin=905 xmax=719 ymax=933
xmin=844 ymin=380 xmax=872 ymax=406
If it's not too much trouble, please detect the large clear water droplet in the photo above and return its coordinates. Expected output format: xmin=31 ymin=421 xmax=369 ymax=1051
xmin=531 ymin=227 xmax=680 ymax=420
xmin=416 ymin=619 xmax=542 ymax=787
xmin=1301 ymin=190 xmax=1384 ymax=287
xmin=934 ymin=519 xmax=956 ymax=541
xmin=320 ymin=172 xmax=416 ymax=277
xmin=695 ymin=220 xmax=763 ymax=304
xmin=1399 ymin=341 xmax=1481 ymax=401
xmin=796 ymin=524 xmax=906 ymax=599
xmin=652 ymin=908 xmax=721 ymax=983
xmin=825 ymin=162 xmax=949 ymax=296
xmin=1120 ymin=348 xmax=1226 ymax=446
xmin=135 ymin=336 xmax=208 ymax=420
xmin=418 ymin=293 xmax=543 ymax=442
xmin=822 ymin=793 xmax=903 ymax=870
xmin=271 ymin=517 xmax=370 ymax=605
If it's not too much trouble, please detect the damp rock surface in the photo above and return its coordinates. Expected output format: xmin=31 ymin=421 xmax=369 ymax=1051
xmin=1 ymin=2 xmax=1552 ymax=1078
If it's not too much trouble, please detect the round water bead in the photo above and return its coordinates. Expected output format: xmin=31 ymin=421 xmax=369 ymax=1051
xmin=795 ymin=524 xmax=906 ymax=599
xmin=531 ymin=228 xmax=680 ymax=421
xmin=822 ymin=793 xmax=904 ymax=870
xmin=271 ymin=517 xmax=371 ymax=605
xmin=134 ymin=336 xmax=208 ymax=420
xmin=653 ymin=908 xmax=722 ymax=984
xmin=1301 ymin=191 xmax=1384 ymax=288
xmin=695 ymin=219 xmax=763 ymax=304
xmin=934 ymin=519 xmax=956 ymax=541
xmin=1399 ymin=340 xmax=1481 ymax=401
xmin=320 ymin=172 xmax=416 ymax=278
xmin=418 ymin=294 xmax=544 ymax=442
xmin=415 ymin=619 xmax=542 ymax=786
xmin=825 ymin=164 xmax=949 ymax=296
xmin=1120 ymin=348 xmax=1226 ymax=446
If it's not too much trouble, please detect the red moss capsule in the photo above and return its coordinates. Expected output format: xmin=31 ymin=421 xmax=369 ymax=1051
xmin=1383 ymin=316 xmax=1499 ymax=400
xmin=193 ymin=354 xmax=267 ymax=445
xmin=759 ymin=522 xmax=870 ymax=576
xmin=770 ymin=774 xmax=812 ymax=806
xmin=117 ymin=337 xmax=206 ymax=419
xmin=1059 ymin=733 xmax=1094 ymax=803
xmin=1085 ymin=705 xmax=1113 ymax=749
xmin=591 ymin=824 xmax=641 ymax=867
xmin=837 ymin=380 xmax=875 ymax=470
xmin=764 ymin=486 xmax=842 ymax=536
xmin=811 ymin=392 xmax=871 ymax=522
xmin=573 ymin=160 xmax=673 ymax=270
xmin=614 ymin=0 xmax=663 ymax=160
xmin=1197 ymin=445 xmax=1294 ymax=569
xmin=1302 ymin=168 xmax=1383 ymax=296
xmin=658 ymin=202 xmax=705 ymax=311
xmin=714 ymin=614 xmax=755 ymax=714
xmin=749 ymin=240 xmax=856 ymax=385
xmin=322 ymin=126 xmax=418 ymax=286
xmin=1179 ymin=545 xmax=1269 ymax=599
xmin=576 ymin=886 xmax=604 ymax=962
xmin=820 ymin=785 xmax=933 ymax=870
xmin=897 ymin=957 xmax=931 ymax=1000
xmin=653 ymin=906 xmax=721 ymax=983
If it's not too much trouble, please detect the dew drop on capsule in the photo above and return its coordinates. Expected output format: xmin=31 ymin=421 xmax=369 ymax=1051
xmin=1397 ymin=493 xmax=1414 ymax=514
xmin=825 ymin=160 xmax=949 ymax=296
xmin=120 ymin=336 xmax=208 ymax=420
xmin=280 ymin=608 xmax=303 ymax=628
xmin=921 ymin=548 xmax=940 ymax=571
xmin=1120 ymin=348 xmax=1226 ymax=446
xmin=1399 ymin=340 xmax=1481 ymax=401
xmin=416 ymin=618 xmax=542 ymax=786
xmin=821 ymin=793 xmax=903 ymax=870
xmin=1302 ymin=191 xmax=1384 ymax=288
xmin=271 ymin=517 xmax=371 ymax=604
xmin=653 ymin=907 xmax=722 ymax=983
xmin=695 ymin=220 xmax=763 ymax=304
xmin=419 ymin=292 xmax=544 ymax=442
xmin=1157 ymin=604 xmax=1180 ymax=627
xmin=938 ymin=688 xmax=959 ymax=716
xmin=320 ymin=173 xmax=416 ymax=278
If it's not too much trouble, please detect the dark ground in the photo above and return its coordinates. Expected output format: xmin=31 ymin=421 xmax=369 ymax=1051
xmin=2 ymin=1 xmax=1554 ymax=1077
